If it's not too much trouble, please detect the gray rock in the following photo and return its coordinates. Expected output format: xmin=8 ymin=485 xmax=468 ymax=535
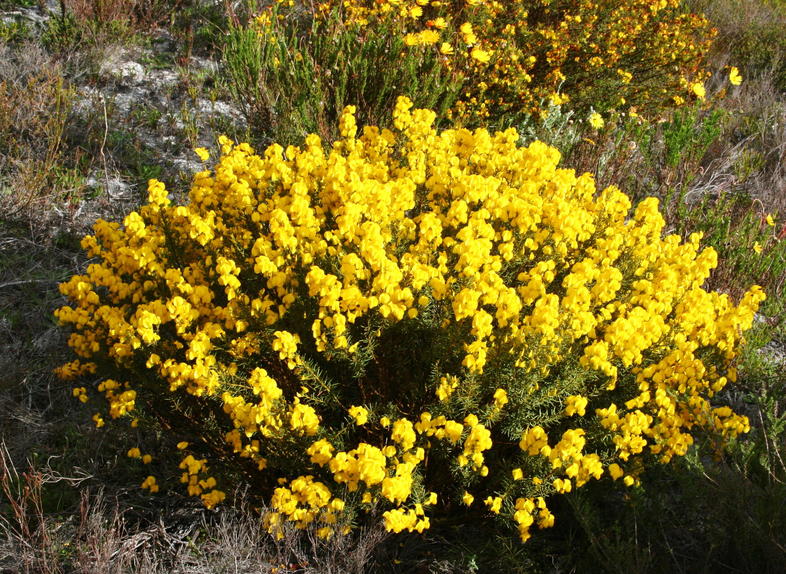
xmin=85 ymin=175 xmax=134 ymax=200
xmin=99 ymin=50 xmax=147 ymax=85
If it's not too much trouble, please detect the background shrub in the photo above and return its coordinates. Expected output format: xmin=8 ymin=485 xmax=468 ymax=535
xmin=222 ymin=5 xmax=463 ymax=147
xmin=231 ymin=0 xmax=717 ymax=130
xmin=690 ymin=0 xmax=786 ymax=92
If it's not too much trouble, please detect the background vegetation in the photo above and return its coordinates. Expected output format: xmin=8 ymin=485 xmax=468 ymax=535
xmin=0 ymin=0 xmax=784 ymax=572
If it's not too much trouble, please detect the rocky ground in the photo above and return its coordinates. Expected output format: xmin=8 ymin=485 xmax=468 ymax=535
xmin=2 ymin=0 xmax=247 ymax=236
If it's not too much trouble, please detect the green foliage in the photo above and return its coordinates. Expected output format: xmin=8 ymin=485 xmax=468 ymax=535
xmin=221 ymin=7 xmax=463 ymax=146
xmin=662 ymin=107 xmax=725 ymax=169
xmin=516 ymin=103 xmax=583 ymax=158
xmin=167 ymin=0 xmax=232 ymax=57
xmin=674 ymin=193 xmax=785 ymax=301
xmin=42 ymin=11 xmax=133 ymax=58
xmin=0 ymin=19 xmax=32 ymax=44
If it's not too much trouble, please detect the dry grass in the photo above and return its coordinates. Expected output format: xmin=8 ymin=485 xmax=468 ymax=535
xmin=0 ymin=41 xmax=78 ymax=237
xmin=0 ymin=449 xmax=394 ymax=574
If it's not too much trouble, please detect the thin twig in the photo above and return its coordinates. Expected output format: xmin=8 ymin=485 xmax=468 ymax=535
xmin=100 ymin=94 xmax=110 ymax=197
xmin=0 ymin=278 xmax=59 ymax=290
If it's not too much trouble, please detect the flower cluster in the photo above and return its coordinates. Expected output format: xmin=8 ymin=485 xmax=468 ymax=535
xmin=56 ymin=98 xmax=763 ymax=542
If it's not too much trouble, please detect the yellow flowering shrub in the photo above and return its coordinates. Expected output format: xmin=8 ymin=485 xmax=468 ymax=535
xmin=256 ymin=0 xmax=715 ymax=124
xmin=55 ymin=98 xmax=764 ymax=542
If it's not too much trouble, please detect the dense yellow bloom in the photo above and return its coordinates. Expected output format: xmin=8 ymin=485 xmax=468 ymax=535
xmin=392 ymin=418 xmax=417 ymax=451
xmin=56 ymin=98 xmax=763 ymax=544
xmin=307 ymin=439 xmax=335 ymax=465
xmin=290 ymin=401 xmax=320 ymax=436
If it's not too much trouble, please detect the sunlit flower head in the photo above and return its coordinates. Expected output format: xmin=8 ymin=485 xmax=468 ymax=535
xmin=470 ymin=48 xmax=492 ymax=63
xmin=588 ymin=112 xmax=604 ymax=129
xmin=729 ymin=66 xmax=742 ymax=86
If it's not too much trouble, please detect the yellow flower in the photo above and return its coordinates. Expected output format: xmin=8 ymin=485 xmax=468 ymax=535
xmin=462 ymin=491 xmax=474 ymax=506
xmin=565 ymin=395 xmax=588 ymax=417
xmin=177 ymin=441 xmax=189 ymax=450
xmin=691 ymin=82 xmax=706 ymax=99
xmin=436 ymin=375 xmax=458 ymax=401
xmin=766 ymin=214 xmax=775 ymax=226
xmin=307 ymin=438 xmax=335 ymax=465
xmin=459 ymin=22 xmax=477 ymax=44
xmin=493 ymin=388 xmax=508 ymax=409
xmin=439 ymin=42 xmax=454 ymax=55
xmin=316 ymin=527 xmax=333 ymax=540
xmin=418 ymin=29 xmax=441 ymax=45
xmin=588 ymin=112 xmax=604 ymax=130
xmin=484 ymin=496 xmax=503 ymax=514
xmin=753 ymin=242 xmax=762 ymax=254
xmin=194 ymin=147 xmax=210 ymax=161
xmin=549 ymin=92 xmax=569 ymax=106
xmin=729 ymin=66 xmax=742 ymax=86
xmin=141 ymin=475 xmax=158 ymax=493
xmin=470 ymin=48 xmax=492 ymax=63
xmin=56 ymin=96 xmax=767 ymax=542
xmin=608 ymin=463 xmax=624 ymax=480
xmin=348 ymin=405 xmax=369 ymax=426
xmin=403 ymin=33 xmax=419 ymax=47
